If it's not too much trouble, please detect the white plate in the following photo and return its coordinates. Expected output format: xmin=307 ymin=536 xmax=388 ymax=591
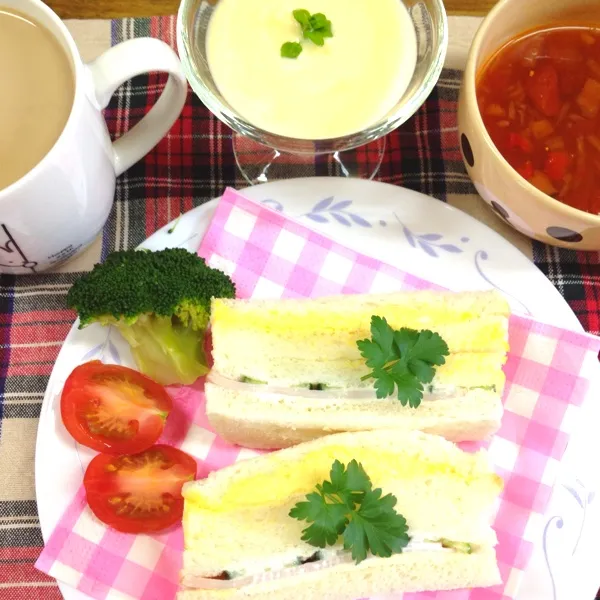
xmin=36 ymin=177 xmax=599 ymax=600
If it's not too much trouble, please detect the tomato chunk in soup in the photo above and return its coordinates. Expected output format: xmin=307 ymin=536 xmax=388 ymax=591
xmin=477 ymin=26 xmax=600 ymax=215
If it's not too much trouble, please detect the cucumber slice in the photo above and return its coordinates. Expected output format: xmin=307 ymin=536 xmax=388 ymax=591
xmin=296 ymin=550 xmax=323 ymax=565
xmin=239 ymin=376 xmax=267 ymax=384
xmin=439 ymin=539 xmax=473 ymax=554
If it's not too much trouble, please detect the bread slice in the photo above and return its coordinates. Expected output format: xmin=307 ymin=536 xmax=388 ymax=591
xmin=206 ymin=290 xmax=509 ymax=448
xmin=210 ymin=291 xmax=510 ymax=385
xmin=205 ymin=384 xmax=503 ymax=449
xmin=178 ymin=547 xmax=500 ymax=600
xmin=179 ymin=429 xmax=502 ymax=599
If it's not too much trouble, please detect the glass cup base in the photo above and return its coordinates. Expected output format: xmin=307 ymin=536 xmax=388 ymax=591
xmin=232 ymin=133 xmax=386 ymax=185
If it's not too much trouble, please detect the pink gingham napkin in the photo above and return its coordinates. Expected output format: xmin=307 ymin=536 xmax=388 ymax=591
xmin=36 ymin=187 xmax=600 ymax=600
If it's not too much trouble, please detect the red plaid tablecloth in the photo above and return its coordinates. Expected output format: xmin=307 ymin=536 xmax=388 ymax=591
xmin=0 ymin=15 xmax=599 ymax=600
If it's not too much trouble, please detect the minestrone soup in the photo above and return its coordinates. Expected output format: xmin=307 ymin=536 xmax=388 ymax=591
xmin=477 ymin=26 xmax=600 ymax=215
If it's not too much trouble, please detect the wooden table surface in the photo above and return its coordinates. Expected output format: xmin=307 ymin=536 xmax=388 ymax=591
xmin=46 ymin=0 xmax=494 ymax=19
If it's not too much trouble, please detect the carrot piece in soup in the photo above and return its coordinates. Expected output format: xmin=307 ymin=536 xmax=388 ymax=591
xmin=486 ymin=103 xmax=506 ymax=117
xmin=529 ymin=170 xmax=558 ymax=195
xmin=582 ymin=32 xmax=596 ymax=46
xmin=576 ymin=78 xmax=600 ymax=118
xmin=531 ymin=119 xmax=554 ymax=139
xmin=545 ymin=135 xmax=565 ymax=150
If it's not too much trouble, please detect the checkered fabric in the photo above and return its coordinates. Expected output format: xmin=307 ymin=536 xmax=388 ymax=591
xmin=0 ymin=14 xmax=599 ymax=600
xmin=34 ymin=189 xmax=600 ymax=600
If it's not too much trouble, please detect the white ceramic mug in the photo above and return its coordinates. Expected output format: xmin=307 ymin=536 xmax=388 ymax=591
xmin=0 ymin=0 xmax=188 ymax=274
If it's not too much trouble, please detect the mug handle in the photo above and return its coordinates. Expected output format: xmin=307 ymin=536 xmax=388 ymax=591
xmin=86 ymin=38 xmax=188 ymax=176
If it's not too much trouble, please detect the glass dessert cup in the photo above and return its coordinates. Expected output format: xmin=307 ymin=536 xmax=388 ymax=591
xmin=177 ymin=0 xmax=448 ymax=185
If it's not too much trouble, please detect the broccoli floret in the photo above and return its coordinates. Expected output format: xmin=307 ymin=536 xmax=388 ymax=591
xmin=67 ymin=248 xmax=235 ymax=385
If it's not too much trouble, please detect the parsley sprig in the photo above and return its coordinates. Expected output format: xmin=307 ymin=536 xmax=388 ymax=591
xmin=280 ymin=41 xmax=303 ymax=59
xmin=357 ymin=317 xmax=450 ymax=408
xmin=280 ymin=9 xmax=333 ymax=59
xmin=293 ymin=9 xmax=333 ymax=46
xmin=289 ymin=459 xmax=410 ymax=563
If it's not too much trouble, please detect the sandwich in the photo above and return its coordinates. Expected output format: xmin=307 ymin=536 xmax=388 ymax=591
xmin=205 ymin=290 xmax=510 ymax=449
xmin=178 ymin=428 xmax=503 ymax=599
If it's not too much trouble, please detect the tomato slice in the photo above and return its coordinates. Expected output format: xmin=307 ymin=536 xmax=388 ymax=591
xmin=61 ymin=361 xmax=172 ymax=455
xmin=84 ymin=445 xmax=197 ymax=534
xmin=544 ymin=151 xmax=570 ymax=181
xmin=509 ymin=133 xmax=533 ymax=153
xmin=516 ymin=160 xmax=535 ymax=180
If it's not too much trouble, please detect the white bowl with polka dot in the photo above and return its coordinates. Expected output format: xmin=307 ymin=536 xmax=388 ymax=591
xmin=458 ymin=0 xmax=600 ymax=250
